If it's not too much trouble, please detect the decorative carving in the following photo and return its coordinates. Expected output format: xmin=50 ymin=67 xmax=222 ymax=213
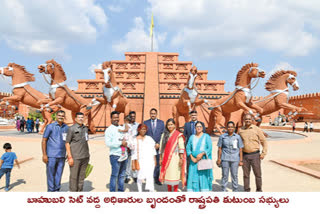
xmin=85 ymin=83 xmax=99 ymax=90
xmin=129 ymin=55 xmax=141 ymax=61
xmin=116 ymin=72 xmax=124 ymax=78
xmin=163 ymin=64 xmax=173 ymax=69
xmin=162 ymin=55 xmax=174 ymax=61
xmin=127 ymin=73 xmax=139 ymax=79
xmin=123 ymin=83 xmax=136 ymax=90
xmin=195 ymin=83 xmax=202 ymax=90
xmin=176 ymin=64 xmax=188 ymax=70
xmin=164 ymin=73 xmax=177 ymax=80
xmin=197 ymin=74 xmax=203 ymax=80
xmin=116 ymin=63 xmax=128 ymax=70
xmin=179 ymin=73 xmax=189 ymax=79
xmin=131 ymin=63 xmax=141 ymax=69
xmin=204 ymin=84 xmax=217 ymax=91
xmin=168 ymin=83 xmax=181 ymax=90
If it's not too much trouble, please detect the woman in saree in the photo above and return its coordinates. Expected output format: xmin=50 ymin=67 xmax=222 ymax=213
xmin=186 ymin=121 xmax=213 ymax=192
xmin=16 ymin=117 xmax=21 ymax=131
xmin=159 ymin=118 xmax=186 ymax=192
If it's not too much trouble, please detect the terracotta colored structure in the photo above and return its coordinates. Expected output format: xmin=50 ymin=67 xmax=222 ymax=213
xmin=285 ymin=93 xmax=320 ymax=121
xmin=231 ymin=70 xmax=307 ymax=127
xmin=173 ymin=65 xmax=211 ymax=128
xmin=75 ymin=52 xmax=228 ymax=132
xmin=38 ymin=59 xmax=96 ymax=133
xmin=91 ymin=61 xmax=130 ymax=115
xmin=207 ymin=63 xmax=266 ymax=134
xmin=0 ymin=63 xmax=54 ymax=133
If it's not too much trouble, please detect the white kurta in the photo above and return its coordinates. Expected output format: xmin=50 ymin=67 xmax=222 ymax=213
xmin=131 ymin=136 xmax=157 ymax=190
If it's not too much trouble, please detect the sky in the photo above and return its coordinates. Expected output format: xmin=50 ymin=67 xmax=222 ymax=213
xmin=0 ymin=0 xmax=319 ymax=97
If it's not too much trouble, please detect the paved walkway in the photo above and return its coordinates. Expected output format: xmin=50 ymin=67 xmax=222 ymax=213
xmin=0 ymin=129 xmax=319 ymax=192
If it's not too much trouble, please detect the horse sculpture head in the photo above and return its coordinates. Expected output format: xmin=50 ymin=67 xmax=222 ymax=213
xmin=265 ymin=70 xmax=299 ymax=92
xmin=38 ymin=59 xmax=66 ymax=83
xmin=235 ymin=63 xmax=265 ymax=88
xmin=0 ymin=63 xmax=35 ymax=84
xmin=188 ymin=65 xmax=198 ymax=89
xmin=102 ymin=61 xmax=116 ymax=88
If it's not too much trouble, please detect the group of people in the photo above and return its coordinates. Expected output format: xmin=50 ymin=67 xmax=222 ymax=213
xmin=41 ymin=110 xmax=89 ymax=192
xmin=303 ymin=122 xmax=314 ymax=132
xmin=105 ymin=109 xmax=267 ymax=192
xmin=2 ymin=108 xmax=267 ymax=192
xmin=16 ymin=117 xmax=40 ymax=133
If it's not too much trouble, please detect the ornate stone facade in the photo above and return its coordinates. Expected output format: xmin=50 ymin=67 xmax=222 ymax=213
xmin=75 ymin=52 xmax=228 ymax=131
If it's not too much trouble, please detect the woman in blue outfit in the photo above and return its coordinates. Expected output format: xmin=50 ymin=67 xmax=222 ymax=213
xmin=186 ymin=121 xmax=213 ymax=192
xmin=216 ymin=121 xmax=244 ymax=192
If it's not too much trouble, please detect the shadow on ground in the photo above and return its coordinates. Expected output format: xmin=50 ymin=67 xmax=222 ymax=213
xmin=0 ymin=179 xmax=26 ymax=191
xmin=60 ymin=180 xmax=94 ymax=192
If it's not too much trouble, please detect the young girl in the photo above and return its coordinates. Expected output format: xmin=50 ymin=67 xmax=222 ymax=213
xmin=118 ymin=115 xmax=132 ymax=162
xmin=0 ymin=143 xmax=20 ymax=192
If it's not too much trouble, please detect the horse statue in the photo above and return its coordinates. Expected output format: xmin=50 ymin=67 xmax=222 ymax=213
xmin=91 ymin=61 xmax=130 ymax=115
xmin=235 ymin=70 xmax=307 ymax=128
xmin=37 ymin=59 xmax=96 ymax=133
xmin=0 ymin=63 xmax=55 ymax=133
xmin=207 ymin=63 xmax=266 ymax=135
xmin=172 ymin=65 xmax=210 ymax=128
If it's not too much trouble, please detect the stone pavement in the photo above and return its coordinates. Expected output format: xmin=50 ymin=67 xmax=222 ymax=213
xmin=0 ymin=129 xmax=319 ymax=192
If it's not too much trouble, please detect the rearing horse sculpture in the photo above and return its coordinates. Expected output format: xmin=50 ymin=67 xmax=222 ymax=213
xmin=38 ymin=59 xmax=96 ymax=133
xmin=207 ymin=63 xmax=266 ymax=135
xmin=0 ymin=63 xmax=54 ymax=133
xmin=172 ymin=65 xmax=209 ymax=128
xmin=246 ymin=70 xmax=307 ymax=126
xmin=92 ymin=61 xmax=129 ymax=115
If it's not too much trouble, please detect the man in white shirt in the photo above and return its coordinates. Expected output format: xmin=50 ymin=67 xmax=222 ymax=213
xmin=105 ymin=111 xmax=128 ymax=192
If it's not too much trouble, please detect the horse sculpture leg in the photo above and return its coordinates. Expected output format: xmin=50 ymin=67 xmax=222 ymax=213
xmin=211 ymin=108 xmax=225 ymax=135
xmin=207 ymin=110 xmax=215 ymax=135
xmin=80 ymin=105 xmax=96 ymax=133
xmin=40 ymin=110 xmax=53 ymax=134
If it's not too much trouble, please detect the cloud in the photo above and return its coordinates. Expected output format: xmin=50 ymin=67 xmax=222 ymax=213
xmin=88 ymin=63 xmax=102 ymax=74
xmin=271 ymin=62 xmax=296 ymax=72
xmin=268 ymin=62 xmax=298 ymax=77
xmin=148 ymin=0 xmax=320 ymax=58
xmin=0 ymin=0 xmax=107 ymax=56
xmin=108 ymin=5 xmax=124 ymax=13
xmin=0 ymin=77 xmax=12 ymax=93
xmin=112 ymin=17 xmax=167 ymax=53
xmin=303 ymin=68 xmax=317 ymax=77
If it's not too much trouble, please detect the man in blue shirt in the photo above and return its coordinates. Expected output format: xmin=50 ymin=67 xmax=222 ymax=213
xmin=42 ymin=110 xmax=69 ymax=192
xmin=105 ymin=111 xmax=128 ymax=192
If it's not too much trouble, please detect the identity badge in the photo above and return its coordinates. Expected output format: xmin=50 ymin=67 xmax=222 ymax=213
xmin=232 ymin=139 xmax=238 ymax=149
xmin=85 ymin=133 xmax=89 ymax=141
xmin=62 ymin=133 xmax=67 ymax=141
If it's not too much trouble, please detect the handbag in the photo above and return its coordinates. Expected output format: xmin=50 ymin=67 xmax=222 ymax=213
xmin=197 ymin=153 xmax=213 ymax=170
xmin=131 ymin=139 xmax=140 ymax=171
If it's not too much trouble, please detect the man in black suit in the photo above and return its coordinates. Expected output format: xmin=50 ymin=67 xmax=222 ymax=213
xmin=183 ymin=110 xmax=206 ymax=180
xmin=144 ymin=108 xmax=165 ymax=185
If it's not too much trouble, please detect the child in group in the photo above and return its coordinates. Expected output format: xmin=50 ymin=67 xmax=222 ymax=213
xmin=0 ymin=143 xmax=20 ymax=192
xmin=118 ymin=115 xmax=132 ymax=162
